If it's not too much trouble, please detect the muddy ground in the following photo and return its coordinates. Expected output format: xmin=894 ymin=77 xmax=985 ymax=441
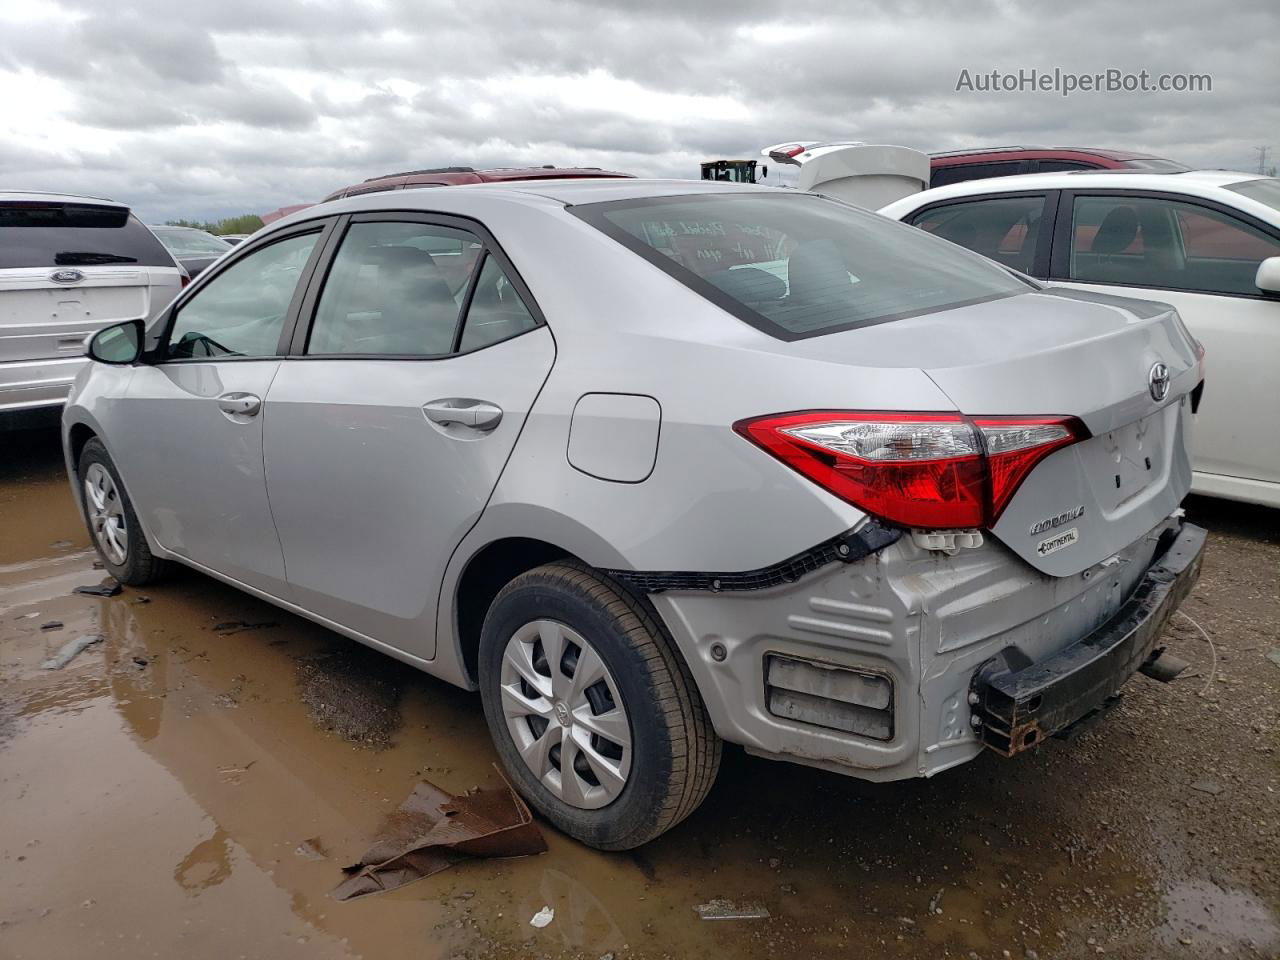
xmin=1 ymin=419 xmax=1277 ymax=960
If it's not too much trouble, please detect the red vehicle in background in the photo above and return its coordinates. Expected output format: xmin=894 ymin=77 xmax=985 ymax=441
xmin=322 ymin=165 xmax=632 ymax=202
xmin=929 ymin=146 xmax=1187 ymax=188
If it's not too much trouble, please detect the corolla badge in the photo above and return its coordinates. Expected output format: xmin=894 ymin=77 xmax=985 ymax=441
xmin=1029 ymin=505 xmax=1084 ymax=536
xmin=1148 ymin=361 xmax=1171 ymax=402
xmin=50 ymin=269 xmax=85 ymax=284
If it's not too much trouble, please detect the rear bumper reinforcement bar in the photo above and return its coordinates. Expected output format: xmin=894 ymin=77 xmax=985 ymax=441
xmin=605 ymin=519 xmax=902 ymax=594
xmin=971 ymin=521 xmax=1206 ymax=756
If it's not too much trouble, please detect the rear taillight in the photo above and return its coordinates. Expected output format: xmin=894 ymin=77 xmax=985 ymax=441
xmin=734 ymin=411 xmax=1086 ymax=529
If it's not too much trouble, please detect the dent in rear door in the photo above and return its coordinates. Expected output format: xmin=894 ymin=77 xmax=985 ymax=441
xmin=262 ymin=329 xmax=555 ymax=661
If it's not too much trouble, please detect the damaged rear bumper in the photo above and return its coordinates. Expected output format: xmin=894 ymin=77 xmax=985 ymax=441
xmin=970 ymin=521 xmax=1206 ymax=756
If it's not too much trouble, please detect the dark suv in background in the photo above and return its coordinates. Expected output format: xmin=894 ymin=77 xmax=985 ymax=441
xmin=929 ymin=147 xmax=1188 ymax=188
xmin=323 ymin=165 xmax=632 ymax=202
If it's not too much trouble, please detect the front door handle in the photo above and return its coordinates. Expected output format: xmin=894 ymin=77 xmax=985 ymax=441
xmin=217 ymin=392 xmax=262 ymax=418
xmin=423 ymin=399 xmax=503 ymax=431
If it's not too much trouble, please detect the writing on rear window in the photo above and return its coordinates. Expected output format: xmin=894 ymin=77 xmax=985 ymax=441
xmin=576 ymin=194 xmax=1031 ymax=341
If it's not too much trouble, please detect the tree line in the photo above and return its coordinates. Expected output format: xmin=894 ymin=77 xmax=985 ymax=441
xmin=163 ymin=213 xmax=265 ymax=236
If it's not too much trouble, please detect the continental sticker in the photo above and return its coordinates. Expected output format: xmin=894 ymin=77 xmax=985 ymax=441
xmin=1036 ymin=527 xmax=1079 ymax=557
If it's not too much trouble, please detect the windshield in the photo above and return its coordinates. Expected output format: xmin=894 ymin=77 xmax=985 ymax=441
xmin=0 ymin=203 xmax=174 ymax=269
xmin=1224 ymin=177 xmax=1280 ymax=215
xmin=152 ymin=228 xmax=233 ymax=257
xmin=573 ymin=192 xmax=1032 ymax=341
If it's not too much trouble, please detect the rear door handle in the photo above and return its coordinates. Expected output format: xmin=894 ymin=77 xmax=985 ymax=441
xmin=217 ymin=392 xmax=262 ymax=418
xmin=423 ymin=399 xmax=503 ymax=431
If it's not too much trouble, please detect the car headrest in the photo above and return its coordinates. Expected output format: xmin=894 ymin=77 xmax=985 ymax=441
xmin=1090 ymin=207 xmax=1140 ymax=255
xmin=787 ymin=239 xmax=851 ymax=302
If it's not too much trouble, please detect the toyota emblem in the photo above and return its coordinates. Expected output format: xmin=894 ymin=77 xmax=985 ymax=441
xmin=1148 ymin=362 xmax=1171 ymax=402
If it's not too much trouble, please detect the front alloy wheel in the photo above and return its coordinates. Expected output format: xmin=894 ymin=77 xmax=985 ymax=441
xmin=83 ymin=462 xmax=128 ymax=565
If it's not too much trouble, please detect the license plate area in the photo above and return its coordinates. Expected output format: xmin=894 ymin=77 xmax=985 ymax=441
xmin=1095 ymin=409 xmax=1167 ymax=508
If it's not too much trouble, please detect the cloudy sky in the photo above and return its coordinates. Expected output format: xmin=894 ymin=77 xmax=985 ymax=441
xmin=1 ymin=0 xmax=1276 ymax=223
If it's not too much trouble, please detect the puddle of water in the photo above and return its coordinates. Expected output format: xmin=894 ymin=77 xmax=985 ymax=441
xmin=2 ymin=428 xmax=1274 ymax=960
xmin=1156 ymin=879 xmax=1280 ymax=954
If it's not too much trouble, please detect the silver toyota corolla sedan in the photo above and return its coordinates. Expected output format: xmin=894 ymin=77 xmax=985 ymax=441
xmin=63 ymin=179 xmax=1206 ymax=849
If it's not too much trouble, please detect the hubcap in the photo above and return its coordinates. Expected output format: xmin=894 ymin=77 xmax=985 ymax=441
xmin=499 ymin=620 xmax=632 ymax=810
xmin=83 ymin=463 xmax=128 ymax=566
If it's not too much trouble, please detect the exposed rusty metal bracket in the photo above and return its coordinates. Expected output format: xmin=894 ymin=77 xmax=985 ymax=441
xmin=970 ymin=522 xmax=1205 ymax=757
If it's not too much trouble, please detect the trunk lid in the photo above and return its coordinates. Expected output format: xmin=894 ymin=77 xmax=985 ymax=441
xmin=787 ymin=287 xmax=1200 ymax=576
xmin=0 ymin=266 xmax=162 ymax=363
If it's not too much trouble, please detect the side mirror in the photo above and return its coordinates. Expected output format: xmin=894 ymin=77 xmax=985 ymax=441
xmin=87 ymin=318 xmax=144 ymax=365
xmin=1256 ymin=257 xmax=1280 ymax=294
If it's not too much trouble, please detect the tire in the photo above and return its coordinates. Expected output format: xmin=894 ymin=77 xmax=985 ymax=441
xmin=77 ymin=438 xmax=168 ymax=586
xmin=478 ymin=561 xmax=721 ymax=850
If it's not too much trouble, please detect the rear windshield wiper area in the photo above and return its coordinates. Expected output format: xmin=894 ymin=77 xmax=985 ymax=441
xmin=55 ymin=251 xmax=139 ymax=265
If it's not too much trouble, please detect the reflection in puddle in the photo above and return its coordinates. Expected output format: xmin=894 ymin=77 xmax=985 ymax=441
xmin=1157 ymin=879 xmax=1280 ymax=954
xmin=175 ymin=827 xmax=233 ymax=894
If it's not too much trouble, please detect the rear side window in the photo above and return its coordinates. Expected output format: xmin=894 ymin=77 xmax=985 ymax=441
xmin=929 ymin=162 xmax=1024 ymax=187
xmin=908 ymin=195 xmax=1047 ymax=273
xmin=575 ymin=193 xmax=1031 ymax=341
xmin=458 ymin=254 xmax=538 ymax=352
xmin=0 ymin=203 xmax=174 ymax=269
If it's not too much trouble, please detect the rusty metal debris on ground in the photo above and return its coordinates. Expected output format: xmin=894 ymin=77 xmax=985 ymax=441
xmin=333 ymin=768 xmax=546 ymax=901
xmin=41 ymin=635 xmax=104 ymax=670
xmin=73 ymin=581 xmax=121 ymax=598
xmin=693 ymin=898 xmax=771 ymax=920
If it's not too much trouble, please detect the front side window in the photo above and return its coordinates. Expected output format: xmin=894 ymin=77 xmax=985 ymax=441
xmin=576 ymin=193 xmax=1031 ymax=340
xmin=908 ymin=195 xmax=1046 ymax=273
xmin=1069 ymin=195 xmax=1280 ymax=295
xmin=1035 ymin=160 xmax=1097 ymax=173
xmin=307 ymin=221 xmax=482 ymax=356
xmin=166 ymin=231 xmax=319 ymax=360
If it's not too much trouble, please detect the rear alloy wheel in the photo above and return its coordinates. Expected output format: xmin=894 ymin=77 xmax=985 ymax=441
xmin=77 ymin=438 xmax=167 ymax=586
xmin=499 ymin=619 xmax=633 ymax=809
xmin=479 ymin=562 xmax=720 ymax=850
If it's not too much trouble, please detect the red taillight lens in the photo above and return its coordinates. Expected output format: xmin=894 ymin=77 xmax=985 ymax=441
xmin=734 ymin=411 xmax=1085 ymax=529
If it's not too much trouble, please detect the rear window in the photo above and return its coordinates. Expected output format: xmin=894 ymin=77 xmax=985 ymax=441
xmin=0 ymin=202 xmax=175 ymax=269
xmin=573 ymin=193 xmax=1031 ymax=341
xmin=150 ymin=228 xmax=233 ymax=258
xmin=1224 ymin=177 xmax=1280 ymax=215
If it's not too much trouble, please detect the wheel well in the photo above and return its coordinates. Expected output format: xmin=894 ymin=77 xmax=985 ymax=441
xmin=67 ymin=424 xmax=97 ymax=474
xmin=455 ymin=537 xmax=573 ymax=683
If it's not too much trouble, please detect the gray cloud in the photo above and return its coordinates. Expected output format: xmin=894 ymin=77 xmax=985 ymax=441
xmin=0 ymin=0 xmax=1275 ymax=222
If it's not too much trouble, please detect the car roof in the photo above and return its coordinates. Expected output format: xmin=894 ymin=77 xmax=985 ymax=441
xmin=0 ymin=190 xmax=124 ymax=206
xmin=439 ymin=177 xmax=768 ymax=204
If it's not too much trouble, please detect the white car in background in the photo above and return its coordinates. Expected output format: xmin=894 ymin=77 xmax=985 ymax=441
xmin=0 ymin=192 xmax=183 ymax=414
xmin=881 ymin=171 xmax=1280 ymax=508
